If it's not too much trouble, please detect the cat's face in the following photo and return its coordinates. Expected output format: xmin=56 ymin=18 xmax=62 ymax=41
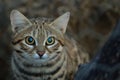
xmin=12 ymin=22 xmax=64 ymax=60
xmin=10 ymin=10 xmax=70 ymax=61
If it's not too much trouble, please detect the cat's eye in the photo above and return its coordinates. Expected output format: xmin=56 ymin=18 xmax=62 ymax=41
xmin=25 ymin=36 xmax=35 ymax=45
xmin=46 ymin=36 xmax=55 ymax=45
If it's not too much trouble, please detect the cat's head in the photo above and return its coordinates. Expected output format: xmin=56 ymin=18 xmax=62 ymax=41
xmin=10 ymin=10 xmax=70 ymax=61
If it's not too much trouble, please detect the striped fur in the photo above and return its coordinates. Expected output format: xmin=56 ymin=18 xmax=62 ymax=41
xmin=10 ymin=10 xmax=89 ymax=80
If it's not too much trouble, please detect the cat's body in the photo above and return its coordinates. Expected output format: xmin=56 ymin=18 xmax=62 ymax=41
xmin=10 ymin=10 xmax=89 ymax=80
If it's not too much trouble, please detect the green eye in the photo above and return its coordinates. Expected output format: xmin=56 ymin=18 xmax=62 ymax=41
xmin=25 ymin=36 xmax=35 ymax=45
xmin=46 ymin=36 xmax=55 ymax=45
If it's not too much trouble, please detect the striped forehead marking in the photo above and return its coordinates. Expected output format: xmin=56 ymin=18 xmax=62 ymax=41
xmin=33 ymin=20 xmax=48 ymax=45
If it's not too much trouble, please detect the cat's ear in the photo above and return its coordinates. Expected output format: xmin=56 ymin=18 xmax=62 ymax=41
xmin=10 ymin=10 xmax=32 ymax=32
xmin=50 ymin=12 xmax=70 ymax=34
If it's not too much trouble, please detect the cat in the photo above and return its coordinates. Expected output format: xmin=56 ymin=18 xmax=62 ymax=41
xmin=10 ymin=10 xmax=89 ymax=80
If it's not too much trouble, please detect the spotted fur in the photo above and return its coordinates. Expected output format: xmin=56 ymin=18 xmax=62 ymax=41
xmin=10 ymin=10 xmax=89 ymax=80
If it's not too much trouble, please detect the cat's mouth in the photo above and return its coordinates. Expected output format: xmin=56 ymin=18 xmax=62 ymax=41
xmin=31 ymin=52 xmax=59 ymax=61
xmin=32 ymin=53 xmax=48 ymax=59
xmin=17 ymin=51 xmax=60 ymax=64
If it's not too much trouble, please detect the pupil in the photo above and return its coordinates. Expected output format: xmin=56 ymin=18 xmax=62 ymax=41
xmin=28 ymin=37 xmax=33 ymax=42
xmin=48 ymin=38 xmax=52 ymax=43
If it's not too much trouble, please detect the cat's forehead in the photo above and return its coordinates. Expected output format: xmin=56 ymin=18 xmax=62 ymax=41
xmin=13 ymin=17 xmax=63 ymax=42
xmin=30 ymin=17 xmax=53 ymax=25
xmin=30 ymin=18 xmax=61 ymax=44
xmin=30 ymin=18 xmax=57 ymax=35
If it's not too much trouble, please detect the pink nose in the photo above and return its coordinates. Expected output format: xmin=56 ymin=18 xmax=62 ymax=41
xmin=37 ymin=51 xmax=45 ymax=57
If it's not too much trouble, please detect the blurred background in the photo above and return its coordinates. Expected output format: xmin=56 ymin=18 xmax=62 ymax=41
xmin=0 ymin=0 xmax=120 ymax=79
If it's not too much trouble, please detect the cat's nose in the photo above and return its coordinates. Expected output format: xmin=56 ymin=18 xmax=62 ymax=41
xmin=37 ymin=51 xmax=45 ymax=57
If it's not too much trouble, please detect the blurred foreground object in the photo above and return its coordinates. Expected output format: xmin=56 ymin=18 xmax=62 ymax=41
xmin=75 ymin=19 xmax=120 ymax=80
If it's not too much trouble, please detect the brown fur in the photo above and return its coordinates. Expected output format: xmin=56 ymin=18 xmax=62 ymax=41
xmin=10 ymin=10 xmax=89 ymax=80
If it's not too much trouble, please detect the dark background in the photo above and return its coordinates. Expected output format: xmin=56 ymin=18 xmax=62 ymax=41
xmin=0 ymin=0 xmax=120 ymax=80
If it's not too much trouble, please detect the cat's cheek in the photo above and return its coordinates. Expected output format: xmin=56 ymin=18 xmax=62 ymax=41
xmin=42 ymin=53 xmax=48 ymax=59
xmin=58 ymin=46 xmax=63 ymax=51
xmin=32 ymin=53 xmax=39 ymax=59
xmin=13 ymin=44 xmax=21 ymax=50
xmin=20 ymin=43 xmax=34 ymax=52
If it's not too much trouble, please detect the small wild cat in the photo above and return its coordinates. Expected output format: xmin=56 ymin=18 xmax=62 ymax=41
xmin=10 ymin=10 xmax=89 ymax=80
